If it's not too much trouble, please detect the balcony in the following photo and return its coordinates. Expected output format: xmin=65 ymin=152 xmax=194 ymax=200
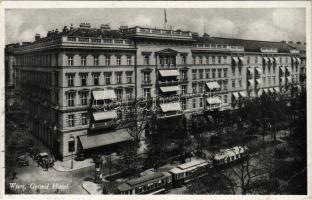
xmin=62 ymin=36 xmax=134 ymax=48
xmin=192 ymin=43 xmax=244 ymax=52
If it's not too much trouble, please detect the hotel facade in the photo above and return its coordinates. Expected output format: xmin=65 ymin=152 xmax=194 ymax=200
xmin=7 ymin=23 xmax=306 ymax=160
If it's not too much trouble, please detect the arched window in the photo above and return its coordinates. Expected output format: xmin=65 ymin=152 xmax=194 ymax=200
xmin=68 ymin=136 xmax=75 ymax=153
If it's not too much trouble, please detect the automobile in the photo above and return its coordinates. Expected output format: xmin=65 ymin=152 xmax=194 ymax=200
xmin=74 ymin=153 xmax=85 ymax=161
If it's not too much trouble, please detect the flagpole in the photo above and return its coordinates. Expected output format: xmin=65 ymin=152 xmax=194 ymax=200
xmin=164 ymin=8 xmax=167 ymax=29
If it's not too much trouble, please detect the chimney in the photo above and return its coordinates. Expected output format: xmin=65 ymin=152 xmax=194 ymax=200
xmin=296 ymin=41 xmax=302 ymax=45
xmin=288 ymin=41 xmax=293 ymax=44
xmin=35 ymin=33 xmax=41 ymax=41
xmin=281 ymin=40 xmax=286 ymax=43
xmin=100 ymin=24 xmax=111 ymax=32
xmin=203 ymin=33 xmax=210 ymax=38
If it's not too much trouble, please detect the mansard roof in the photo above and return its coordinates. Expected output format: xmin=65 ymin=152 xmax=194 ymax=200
xmin=196 ymin=36 xmax=296 ymax=53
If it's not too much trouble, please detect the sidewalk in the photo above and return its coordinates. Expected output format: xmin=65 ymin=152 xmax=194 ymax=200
xmin=82 ymin=181 xmax=102 ymax=194
xmin=53 ymin=158 xmax=94 ymax=172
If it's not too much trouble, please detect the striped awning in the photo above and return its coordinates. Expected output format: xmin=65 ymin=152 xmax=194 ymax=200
xmin=232 ymin=92 xmax=239 ymax=99
xmin=273 ymin=57 xmax=278 ymax=63
xmin=206 ymin=97 xmax=222 ymax=105
xmin=248 ymin=80 xmax=254 ymax=87
xmin=269 ymin=88 xmax=275 ymax=93
xmin=232 ymin=57 xmax=239 ymax=64
xmin=93 ymin=110 xmax=117 ymax=121
xmin=256 ymin=67 xmax=262 ymax=74
xmin=286 ymin=66 xmax=292 ymax=73
xmin=206 ymin=81 xmax=221 ymax=90
xmin=280 ymin=66 xmax=285 ymax=73
xmin=263 ymin=57 xmax=268 ymax=63
xmin=292 ymin=57 xmax=297 ymax=62
xmin=256 ymin=79 xmax=262 ymax=85
xmin=274 ymin=87 xmax=280 ymax=93
xmin=248 ymin=68 xmax=254 ymax=74
xmin=238 ymin=57 xmax=244 ymax=62
xmin=258 ymin=89 xmax=263 ymax=96
xmin=287 ymin=76 xmax=292 ymax=83
xmin=160 ymin=86 xmax=180 ymax=93
xmin=160 ymin=102 xmax=182 ymax=113
xmin=296 ymin=58 xmax=301 ymax=64
xmin=268 ymin=57 xmax=274 ymax=63
xmin=263 ymin=88 xmax=269 ymax=93
xmin=92 ymin=90 xmax=116 ymax=100
xmin=239 ymin=91 xmax=247 ymax=98
xmin=159 ymin=70 xmax=179 ymax=77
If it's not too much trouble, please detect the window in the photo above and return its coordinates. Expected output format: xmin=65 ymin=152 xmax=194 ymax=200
xmin=218 ymin=56 xmax=221 ymax=64
xmin=212 ymin=69 xmax=216 ymax=78
xmin=143 ymin=88 xmax=151 ymax=99
xmin=105 ymin=55 xmax=111 ymax=66
xmin=223 ymin=80 xmax=228 ymax=91
xmin=81 ymin=55 xmax=86 ymax=66
xmin=199 ymin=70 xmax=203 ymax=79
xmin=193 ymin=57 xmax=196 ymax=65
xmin=54 ymin=72 xmax=59 ymax=86
xmin=144 ymin=55 xmax=150 ymax=65
xmin=223 ymin=68 xmax=228 ymax=77
xmin=232 ymin=79 xmax=236 ymax=89
xmin=198 ymin=84 xmax=203 ymax=93
xmin=205 ymin=69 xmax=210 ymax=79
xmin=199 ymin=98 xmax=203 ymax=107
xmin=206 ymin=56 xmax=209 ymax=64
xmin=116 ymin=56 xmax=121 ymax=65
xmin=127 ymin=56 xmax=132 ymax=65
xmin=143 ymin=72 xmax=151 ymax=83
xmin=126 ymin=72 xmax=133 ymax=83
xmin=239 ymin=79 xmax=242 ymax=88
xmin=280 ymin=57 xmax=282 ymax=64
xmin=182 ymin=55 xmax=187 ymax=65
xmin=116 ymin=72 xmax=123 ymax=84
xmin=192 ymin=84 xmax=197 ymax=94
xmin=80 ymin=73 xmax=87 ymax=86
xmin=181 ymin=71 xmax=187 ymax=80
xmin=273 ymin=76 xmax=276 ymax=85
xmin=286 ymin=57 xmax=288 ymax=63
xmin=182 ymin=100 xmax=186 ymax=110
xmin=268 ymin=76 xmax=271 ymax=85
xmin=199 ymin=57 xmax=203 ymax=65
xmin=94 ymin=55 xmax=99 ymax=66
xmin=115 ymin=89 xmax=123 ymax=101
xmin=218 ymin=69 xmax=222 ymax=78
xmin=223 ymin=95 xmax=228 ymax=103
xmin=192 ymin=99 xmax=196 ymax=108
xmin=247 ymin=56 xmax=250 ymax=64
xmin=192 ymin=70 xmax=197 ymax=80
xmin=104 ymin=72 xmax=111 ymax=85
xmin=67 ymin=93 xmax=75 ymax=107
xmin=67 ymin=55 xmax=74 ymax=66
xmin=212 ymin=56 xmax=215 ymax=64
xmin=67 ymin=74 xmax=75 ymax=87
xmin=181 ymin=85 xmax=187 ymax=95
xmin=223 ymin=56 xmax=227 ymax=64
xmin=273 ymin=66 xmax=276 ymax=74
xmin=54 ymin=91 xmax=59 ymax=105
xmin=80 ymin=92 xmax=88 ymax=105
xmin=238 ymin=67 xmax=242 ymax=76
xmin=81 ymin=113 xmax=87 ymax=125
xmin=255 ymin=56 xmax=258 ymax=63
xmin=68 ymin=114 xmax=75 ymax=127
xmin=126 ymin=88 xmax=133 ymax=100
xmin=93 ymin=73 xmax=100 ymax=85
xmin=263 ymin=77 xmax=266 ymax=85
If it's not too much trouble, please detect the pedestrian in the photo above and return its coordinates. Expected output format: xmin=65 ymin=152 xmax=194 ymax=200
xmin=55 ymin=188 xmax=59 ymax=194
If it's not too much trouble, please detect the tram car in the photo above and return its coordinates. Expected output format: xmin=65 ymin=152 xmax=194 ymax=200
xmin=213 ymin=146 xmax=248 ymax=168
xmin=169 ymin=158 xmax=212 ymax=187
xmin=117 ymin=172 xmax=172 ymax=194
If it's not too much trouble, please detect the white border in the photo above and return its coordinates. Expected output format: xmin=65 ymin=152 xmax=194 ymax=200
xmin=0 ymin=1 xmax=311 ymax=200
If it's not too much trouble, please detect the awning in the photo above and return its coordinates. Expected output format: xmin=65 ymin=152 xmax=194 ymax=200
xmin=279 ymin=66 xmax=285 ymax=73
xmin=287 ymin=76 xmax=292 ymax=83
xmin=93 ymin=110 xmax=117 ymax=121
xmin=286 ymin=66 xmax=292 ymax=73
xmin=160 ymin=86 xmax=180 ymax=93
xmin=92 ymin=90 xmax=116 ymax=100
xmin=159 ymin=70 xmax=179 ymax=77
xmin=232 ymin=57 xmax=239 ymax=64
xmin=256 ymin=79 xmax=262 ymax=85
xmin=206 ymin=97 xmax=222 ymax=105
xmin=238 ymin=57 xmax=244 ymax=62
xmin=263 ymin=57 xmax=268 ymax=63
xmin=248 ymin=68 xmax=254 ymax=74
xmin=206 ymin=82 xmax=221 ymax=90
xmin=160 ymin=102 xmax=182 ymax=112
xmin=268 ymin=57 xmax=274 ymax=63
xmin=248 ymin=80 xmax=254 ymax=87
xmin=274 ymin=57 xmax=278 ymax=63
xmin=258 ymin=89 xmax=263 ymax=96
xmin=292 ymin=57 xmax=297 ymax=62
xmin=79 ymin=130 xmax=132 ymax=150
xmin=239 ymin=91 xmax=247 ymax=98
xmin=263 ymin=89 xmax=269 ymax=93
xmin=256 ymin=67 xmax=262 ymax=74
xmin=232 ymin=92 xmax=239 ymax=99
xmin=269 ymin=88 xmax=275 ymax=93
xmin=296 ymin=58 xmax=301 ymax=64
xmin=274 ymin=87 xmax=280 ymax=93
xmin=280 ymin=77 xmax=285 ymax=84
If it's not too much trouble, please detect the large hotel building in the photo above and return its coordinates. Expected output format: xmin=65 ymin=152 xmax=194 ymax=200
xmin=7 ymin=23 xmax=306 ymax=160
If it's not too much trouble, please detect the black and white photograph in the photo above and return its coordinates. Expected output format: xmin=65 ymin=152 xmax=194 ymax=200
xmin=2 ymin=1 xmax=310 ymax=198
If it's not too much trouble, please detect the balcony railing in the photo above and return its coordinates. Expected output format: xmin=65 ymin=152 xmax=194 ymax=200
xmin=192 ymin=43 xmax=244 ymax=52
xmin=90 ymin=120 xmax=118 ymax=130
xmin=158 ymin=80 xmax=179 ymax=86
xmin=62 ymin=36 xmax=133 ymax=46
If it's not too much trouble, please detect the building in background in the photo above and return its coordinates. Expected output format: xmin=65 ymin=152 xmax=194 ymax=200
xmin=6 ymin=23 xmax=306 ymax=160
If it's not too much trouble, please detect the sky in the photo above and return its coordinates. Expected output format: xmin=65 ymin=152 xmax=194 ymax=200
xmin=5 ymin=8 xmax=306 ymax=44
